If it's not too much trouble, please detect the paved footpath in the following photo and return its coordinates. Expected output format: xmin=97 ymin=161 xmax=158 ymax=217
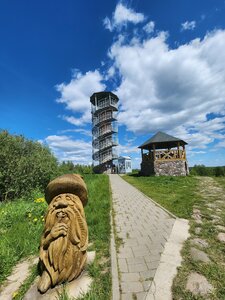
xmin=109 ymin=174 xmax=176 ymax=300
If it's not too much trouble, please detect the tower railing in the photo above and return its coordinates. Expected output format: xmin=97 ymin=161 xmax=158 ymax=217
xmin=100 ymin=152 xmax=118 ymax=164
xmin=99 ymin=139 xmax=118 ymax=151
xmin=92 ymin=111 xmax=117 ymax=126
xmin=91 ymin=98 xmax=118 ymax=114
xmin=142 ymin=149 xmax=186 ymax=161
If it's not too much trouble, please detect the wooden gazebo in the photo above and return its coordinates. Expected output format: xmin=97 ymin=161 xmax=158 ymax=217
xmin=138 ymin=131 xmax=189 ymax=176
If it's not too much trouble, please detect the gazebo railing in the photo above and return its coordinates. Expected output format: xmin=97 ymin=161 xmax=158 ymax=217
xmin=143 ymin=149 xmax=186 ymax=161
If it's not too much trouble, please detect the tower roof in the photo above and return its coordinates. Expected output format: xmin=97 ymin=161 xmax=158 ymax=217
xmin=138 ymin=131 xmax=187 ymax=150
xmin=90 ymin=91 xmax=119 ymax=105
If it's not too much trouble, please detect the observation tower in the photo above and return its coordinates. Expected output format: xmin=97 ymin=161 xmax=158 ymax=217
xmin=90 ymin=91 xmax=119 ymax=173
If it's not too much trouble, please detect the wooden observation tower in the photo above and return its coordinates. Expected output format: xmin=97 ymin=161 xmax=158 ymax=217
xmin=139 ymin=131 xmax=189 ymax=176
xmin=90 ymin=91 xmax=119 ymax=173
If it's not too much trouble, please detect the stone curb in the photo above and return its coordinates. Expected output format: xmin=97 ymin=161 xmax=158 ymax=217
xmin=145 ymin=218 xmax=190 ymax=300
xmin=0 ymin=256 xmax=38 ymax=300
xmin=110 ymin=211 xmax=120 ymax=300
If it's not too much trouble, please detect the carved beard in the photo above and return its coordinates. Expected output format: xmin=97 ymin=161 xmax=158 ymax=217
xmin=40 ymin=195 xmax=88 ymax=286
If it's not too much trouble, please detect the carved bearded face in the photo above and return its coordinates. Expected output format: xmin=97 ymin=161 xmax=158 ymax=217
xmin=45 ymin=193 xmax=84 ymax=230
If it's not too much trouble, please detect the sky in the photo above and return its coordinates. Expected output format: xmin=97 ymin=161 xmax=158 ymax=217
xmin=1 ymin=0 xmax=225 ymax=168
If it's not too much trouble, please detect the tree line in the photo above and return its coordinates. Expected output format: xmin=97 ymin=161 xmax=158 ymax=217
xmin=190 ymin=164 xmax=225 ymax=177
xmin=0 ymin=130 xmax=93 ymax=201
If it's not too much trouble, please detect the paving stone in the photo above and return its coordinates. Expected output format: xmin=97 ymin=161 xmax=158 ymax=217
xmin=195 ymin=227 xmax=202 ymax=234
xmin=211 ymin=214 xmax=221 ymax=220
xmin=142 ymin=280 xmax=152 ymax=291
xmin=206 ymin=203 xmax=217 ymax=208
xmin=217 ymin=232 xmax=225 ymax=243
xmin=190 ymin=238 xmax=209 ymax=248
xmin=121 ymin=282 xmax=144 ymax=293
xmin=216 ymin=225 xmax=225 ymax=231
xmin=193 ymin=208 xmax=201 ymax=214
xmin=124 ymin=238 xmax=139 ymax=247
xmin=131 ymin=245 xmax=149 ymax=252
xmin=195 ymin=219 xmax=203 ymax=224
xmin=126 ymin=257 xmax=145 ymax=265
xmin=192 ymin=213 xmax=202 ymax=222
xmin=121 ymin=273 xmax=140 ymax=282
xmin=128 ymin=263 xmax=148 ymax=273
xmin=186 ymin=272 xmax=213 ymax=296
xmin=146 ymin=261 xmax=159 ymax=270
xmin=140 ymin=270 xmax=156 ymax=280
xmin=211 ymin=218 xmax=221 ymax=224
xmin=144 ymin=254 xmax=161 ymax=263
xmin=136 ymin=291 xmax=147 ymax=300
xmin=118 ymin=247 xmax=134 ymax=259
xmin=121 ymin=293 xmax=133 ymax=300
xmin=215 ymin=200 xmax=225 ymax=205
xmin=133 ymin=249 xmax=151 ymax=258
xmin=190 ymin=247 xmax=211 ymax=263
xmin=118 ymin=258 xmax=128 ymax=272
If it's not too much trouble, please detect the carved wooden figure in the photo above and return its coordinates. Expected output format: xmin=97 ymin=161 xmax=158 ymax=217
xmin=37 ymin=174 xmax=88 ymax=293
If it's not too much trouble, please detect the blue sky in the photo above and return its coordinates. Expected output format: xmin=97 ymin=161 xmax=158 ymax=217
xmin=1 ymin=0 xmax=225 ymax=168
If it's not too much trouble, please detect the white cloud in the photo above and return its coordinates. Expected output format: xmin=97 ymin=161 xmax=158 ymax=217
xmin=181 ymin=20 xmax=196 ymax=31
xmin=216 ymin=140 xmax=225 ymax=148
xmin=143 ymin=21 xmax=155 ymax=34
xmin=214 ymin=133 xmax=225 ymax=148
xmin=56 ymin=70 xmax=105 ymax=126
xmin=118 ymin=143 xmax=139 ymax=155
xmin=170 ymin=116 xmax=225 ymax=149
xmin=44 ymin=135 xmax=92 ymax=164
xmin=106 ymin=66 xmax=116 ymax=79
xmin=103 ymin=2 xmax=145 ymax=32
xmin=61 ymin=111 xmax=91 ymax=126
xmin=58 ymin=128 xmax=92 ymax=137
xmin=103 ymin=17 xmax=113 ymax=32
xmin=107 ymin=30 xmax=225 ymax=149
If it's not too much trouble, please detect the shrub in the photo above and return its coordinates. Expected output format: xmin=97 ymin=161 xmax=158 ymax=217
xmin=0 ymin=130 xmax=58 ymax=201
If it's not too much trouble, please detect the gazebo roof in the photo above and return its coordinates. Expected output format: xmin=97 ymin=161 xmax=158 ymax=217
xmin=138 ymin=131 xmax=187 ymax=150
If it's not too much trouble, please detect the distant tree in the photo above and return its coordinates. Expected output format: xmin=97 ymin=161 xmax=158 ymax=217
xmin=58 ymin=161 xmax=93 ymax=175
xmin=215 ymin=166 xmax=225 ymax=177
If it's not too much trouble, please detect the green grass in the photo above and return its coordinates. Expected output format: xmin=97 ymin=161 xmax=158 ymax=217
xmin=0 ymin=174 xmax=111 ymax=300
xmin=80 ymin=174 xmax=111 ymax=300
xmin=123 ymin=175 xmax=202 ymax=218
xmin=0 ymin=190 xmax=47 ymax=285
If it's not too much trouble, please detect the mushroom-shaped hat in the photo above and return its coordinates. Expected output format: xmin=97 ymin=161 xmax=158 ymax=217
xmin=45 ymin=174 xmax=88 ymax=206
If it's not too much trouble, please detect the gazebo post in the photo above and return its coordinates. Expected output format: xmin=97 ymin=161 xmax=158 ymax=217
xmin=177 ymin=142 xmax=180 ymax=158
xmin=153 ymin=144 xmax=156 ymax=160
xmin=183 ymin=144 xmax=185 ymax=159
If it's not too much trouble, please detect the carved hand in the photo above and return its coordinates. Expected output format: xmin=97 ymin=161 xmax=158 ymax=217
xmin=50 ymin=223 xmax=68 ymax=240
